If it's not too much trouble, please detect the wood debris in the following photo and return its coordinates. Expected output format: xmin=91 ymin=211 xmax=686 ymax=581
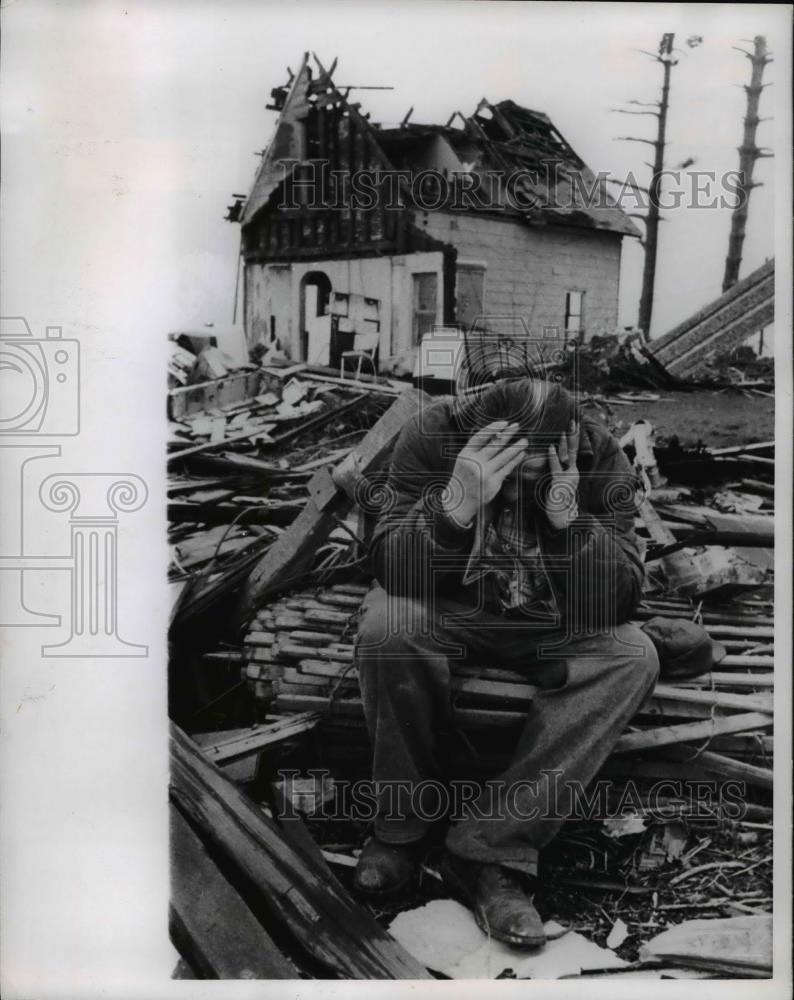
xmin=168 ymin=361 xmax=775 ymax=980
xmin=169 ymin=723 xmax=431 ymax=979
xmin=638 ymin=915 xmax=772 ymax=977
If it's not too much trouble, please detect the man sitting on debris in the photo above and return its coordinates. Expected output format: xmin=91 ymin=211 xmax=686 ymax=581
xmin=352 ymin=377 xmax=659 ymax=948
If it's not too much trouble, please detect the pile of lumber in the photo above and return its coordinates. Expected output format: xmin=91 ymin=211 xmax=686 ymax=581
xmin=168 ymin=364 xmax=404 ymax=629
xmin=169 ymin=373 xmax=776 ymax=979
xmin=169 ymin=372 xmax=374 ymax=464
xmin=171 ymin=385 xmax=773 ymax=800
xmin=235 ymin=583 xmax=773 ymax=795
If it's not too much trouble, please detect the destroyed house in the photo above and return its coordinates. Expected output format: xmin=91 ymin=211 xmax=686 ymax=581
xmin=231 ymin=54 xmax=640 ymax=375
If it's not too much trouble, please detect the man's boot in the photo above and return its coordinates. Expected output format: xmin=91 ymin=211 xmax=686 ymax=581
xmin=440 ymin=853 xmax=546 ymax=948
xmin=353 ymin=836 xmax=424 ymax=897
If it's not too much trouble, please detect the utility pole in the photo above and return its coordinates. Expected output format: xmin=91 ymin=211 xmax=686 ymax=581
xmin=614 ymin=34 xmax=676 ymax=337
xmin=612 ymin=33 xmax=696 ymax=337
xmin=636 ymin=34 xmax=674 ymax=338
xmin=722 ymin=36 xmax=773 ymax=292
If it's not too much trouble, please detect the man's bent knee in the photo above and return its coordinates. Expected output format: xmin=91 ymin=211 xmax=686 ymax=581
xmin=355 ymin=586 xmax=434 ymax=658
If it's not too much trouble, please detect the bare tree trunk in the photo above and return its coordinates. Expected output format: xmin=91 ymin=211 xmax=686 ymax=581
xmin=723 ymin=36 xmax=772 ymax=292
xmin=637 ymin=34 xmax=675 ymax=337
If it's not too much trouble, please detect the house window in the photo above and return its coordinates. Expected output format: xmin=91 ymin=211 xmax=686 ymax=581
xmin=363 ymin=296 xmax=381 ymax=334
xmin=564 ymin=291 xmax=584 ymax=342
xmin=412 ymin=272 xmax=438 ymax=345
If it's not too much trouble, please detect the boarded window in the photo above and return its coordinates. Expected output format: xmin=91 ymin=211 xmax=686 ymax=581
xmin=412 ymin=272 xmax=438 ymax=345
xmin=564 ymin=291 xmax=584 ymax=341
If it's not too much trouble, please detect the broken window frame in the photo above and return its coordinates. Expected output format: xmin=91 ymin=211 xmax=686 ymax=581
xmin=564 ymin=290 xmax=585 ymax=343
xmin=412 ymin=272 xmax=439 ymax=347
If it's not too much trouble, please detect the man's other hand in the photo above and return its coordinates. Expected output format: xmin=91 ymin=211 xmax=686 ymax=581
xmin=545 ymin=420 xmax=580 ymax=530
xmin=443 ymin=421 xmax=528 ymax=527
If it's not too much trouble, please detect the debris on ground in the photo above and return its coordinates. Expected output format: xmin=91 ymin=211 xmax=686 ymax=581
xmin=168 ymin=357 xmax=775 ymax=980
xmin=388 ymin=899 xmax=625 ymax=979
xmin=638 ymin=914 xmax=772 ymax=977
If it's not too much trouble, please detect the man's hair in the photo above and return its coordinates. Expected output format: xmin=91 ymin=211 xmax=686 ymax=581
xmin=452 ymin=377 xmax=577 ymax=452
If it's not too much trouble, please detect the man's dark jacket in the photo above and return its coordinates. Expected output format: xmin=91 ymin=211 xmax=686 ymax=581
xmin=368 ymin=380 xmax=646 ymax=630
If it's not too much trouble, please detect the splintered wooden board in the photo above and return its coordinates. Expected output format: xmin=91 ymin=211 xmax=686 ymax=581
xmin=235 ymin=389 xmax=428 ymax=625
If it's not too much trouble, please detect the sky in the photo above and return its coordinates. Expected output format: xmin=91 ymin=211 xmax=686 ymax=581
xmin=0 ymin=4 xmax=791 ymax=995
xmin=1 ymin=1 xmax=789 ymax=341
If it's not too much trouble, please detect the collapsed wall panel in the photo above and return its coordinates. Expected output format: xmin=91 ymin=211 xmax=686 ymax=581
xmin=649 ymin=259 xmax=774 ymax=378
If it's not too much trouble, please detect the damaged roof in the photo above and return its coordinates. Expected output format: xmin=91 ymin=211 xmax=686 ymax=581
xmin=237 ymin=54 xmax=639 ymax=238
xmin=378 ymin=99 xmax=639 ymax=236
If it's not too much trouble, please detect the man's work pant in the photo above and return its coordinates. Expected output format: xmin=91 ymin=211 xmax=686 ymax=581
xmin=355 ymin=585 xmax=659 ymax=877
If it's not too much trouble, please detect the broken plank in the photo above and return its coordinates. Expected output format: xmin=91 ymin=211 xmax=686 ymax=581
xmin=717 ymin=655 xmax=774 ymax=668
xmin=651 ymin=684 xmax=773 ymax=714
xmin=656 ymin=745 xmax=773 ymax=791
xmin=613 ymin=712 xmax=773 ymax=754
xmin=638 ymin=914 xmax=772 ymax=976
xmin=235 ymin=389 xmax=429 ymax=627
xmin=331 ymin=388 xmax=431 ymax=500
xmin=294 ymin=660 xmax=539 ymax=705
xmin=599 ymin=755 xmax=772 ymax=791
xmin=706 ymin=733 xmax=773 ymax=753
xmin=168 ymin=425 xmax=276 ymax=463
xmin=278 ymin=642 xmax=355 ymax=663
xmin=297 ymin=660 xmax=357 ymax=679
xmin=168 ymin=501 xmax=302 ymax=527
xmin=262 ymin=393 xmax=366 ymax=449
xmin=637 ymin=497 xmax=704 ymax=594
xmin=234 ymin=497 xmax=344 ymax=625
xmin=699 ymin=624 xmax=773 ymax=639
xmin=274 ymin=694 xmax=525 ymax=729
xmin=198 ymin=712 xmax=321 ymax=764
xmin=709 ymin=440 xmax=774 ymax=457
xmin=169 ymin=805 xmax=298 ymax=979
xmin=270 ymin=780 xmax=337 ymax=882
xmin=657 ymin=504 xmax=773 ymax=535
xmin=655 ymin=502 xmax=774 ymax=569
xmin=641 ymin=698 xmax=771 ymax=722
xmin=169 ymin=723 xmax=431 ymax=979
xmin=681 ymin=673 xmax=773 ymax=689
xmin=168 ymin=369 xmax=263 ymax=421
